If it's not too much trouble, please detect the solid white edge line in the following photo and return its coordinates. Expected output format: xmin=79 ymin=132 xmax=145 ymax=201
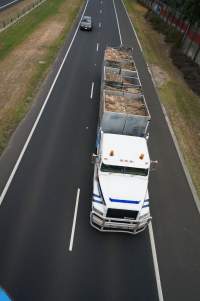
xmin=147 ymin=55 xmax=200 ymax=213
xmin=0 ymin=0 xmax=19 ymax=10
xmin=120 ymin=0 xmax=199 ymax=296
xmin=118 ymin=1 xmax=164 ymax=299
xmin=90 ymin=82 xmax=94 ymax=99
xmin=113 ymin=0 xmax=199 ymax=299
xmin=96 ymin=43 xmax=99 ymax=52
xmin=0 ymin=0 xmax=89 ymax=206
xmin=121 ymin=0 xmax=143 ymax=53
xmin=113 ymin=0 xmax=123 ymax=45
xmin=148 ymin=223 xmax=164 ymax=301
xmin=69 ymin=188 xmax=80 ymax=252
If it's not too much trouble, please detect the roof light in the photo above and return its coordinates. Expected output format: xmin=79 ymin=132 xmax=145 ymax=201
xmin=139 ymin=153 xmax=144 ymax=160
xmin=109 ymin=150 xmax=114 ymax=156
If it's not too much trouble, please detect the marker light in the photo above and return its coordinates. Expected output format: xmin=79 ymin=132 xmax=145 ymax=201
xmin=139 ymin=153 xmax=144 ymax=160
xmin=109 ymin=150 xmax=114 ymax=156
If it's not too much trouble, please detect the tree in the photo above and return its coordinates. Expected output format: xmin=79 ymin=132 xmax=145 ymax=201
xmin=180 ymin=0 xmax=200 ymax=57
xmin=180 ymin=0 xmax=200 ymax=26
xmin=162 ymin=0 xmax=200 ymax=58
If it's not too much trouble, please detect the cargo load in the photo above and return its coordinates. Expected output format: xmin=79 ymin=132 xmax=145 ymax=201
xmin=100 ymin=46 xmax=150 ymax=137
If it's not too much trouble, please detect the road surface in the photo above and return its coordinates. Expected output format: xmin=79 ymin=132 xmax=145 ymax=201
xmin=0 ymin=0 xmax=21 ymax=10
xmin=0 ymin=0 xmax=199 ymax=300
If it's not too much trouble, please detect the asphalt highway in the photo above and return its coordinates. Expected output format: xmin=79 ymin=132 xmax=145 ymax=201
xmin=0 ymin=0 xmax=200 ymax=300
xmin=0 ymin=0 xmax=21 ymax=10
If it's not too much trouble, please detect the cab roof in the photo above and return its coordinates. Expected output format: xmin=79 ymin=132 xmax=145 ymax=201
xmin=101 ymin=133 xmax=150 ymax=169
xmin=82 ymin=16 xmax=91 ymax=21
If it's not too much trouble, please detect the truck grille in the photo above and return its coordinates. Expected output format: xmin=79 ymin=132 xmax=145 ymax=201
xmin=106 ymin=208 xmax=138 ymax=220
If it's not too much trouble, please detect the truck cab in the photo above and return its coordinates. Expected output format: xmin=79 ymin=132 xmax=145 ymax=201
xmin=91 ymin=132 xmax=152 ymax=234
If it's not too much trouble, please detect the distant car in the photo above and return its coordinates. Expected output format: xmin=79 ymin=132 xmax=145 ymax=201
xmin=80 ymin=16 xmax=92 ymax=31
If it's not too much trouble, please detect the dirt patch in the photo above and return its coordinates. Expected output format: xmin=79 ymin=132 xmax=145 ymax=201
xmin=0 ymin=20 xmax=63 ymax=117
xmin=149 ymin=64 xmax=170 ymax=88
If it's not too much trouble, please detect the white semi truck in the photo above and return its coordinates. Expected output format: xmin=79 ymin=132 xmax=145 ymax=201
xmin=91 ymin=46 xmax=154 ymax=234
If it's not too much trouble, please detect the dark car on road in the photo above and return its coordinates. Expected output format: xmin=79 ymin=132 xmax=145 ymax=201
xmin=80 ymin=16 xmax=92 ymax=31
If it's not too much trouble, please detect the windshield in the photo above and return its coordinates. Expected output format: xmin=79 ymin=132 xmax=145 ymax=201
xmin=82 ymin=17 xmax=90 ymax=22
xmin=101 ymin=163 xmax=148 ymax=176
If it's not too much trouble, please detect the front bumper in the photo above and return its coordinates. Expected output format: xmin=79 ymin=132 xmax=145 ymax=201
xmin=80 ymin=26 xmax=92 ymax=31
xmin=90 ymin=211 xmax=152 ymax=235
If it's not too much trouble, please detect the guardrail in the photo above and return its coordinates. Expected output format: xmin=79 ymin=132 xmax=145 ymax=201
xmin=0 ymin=0 xmax=48 ymax=33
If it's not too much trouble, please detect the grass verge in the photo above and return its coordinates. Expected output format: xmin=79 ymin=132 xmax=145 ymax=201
xmin=0 ymin=0 xmax=76 ymax=60
xmin=0 ymin=0 xmax=41 ymax=24
xmin=0 ymin=0 xmax=83 ymax=154
xmin=124 ymin=0 xmax=200 ymax=198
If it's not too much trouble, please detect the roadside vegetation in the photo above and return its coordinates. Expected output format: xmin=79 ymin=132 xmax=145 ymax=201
xmin=0 ymin=0 xmax=41 ymax=26
xmin=124 ymin=0 xmax=200 ymax=198
xmin=0 ymin=0 xmax=83 ymax=154
xmin=163 ymin=0 xmax=200 ymax=60
xmin=145 ymin=12 xmax=200 ymax=97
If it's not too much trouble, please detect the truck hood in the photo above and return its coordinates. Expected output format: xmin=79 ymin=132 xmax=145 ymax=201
xmin=99 ymin=172 xmax=148 ymax=211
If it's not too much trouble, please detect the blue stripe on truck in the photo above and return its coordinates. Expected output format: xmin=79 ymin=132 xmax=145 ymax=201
xmin=109 ymin=198 xmax=140 ymax=204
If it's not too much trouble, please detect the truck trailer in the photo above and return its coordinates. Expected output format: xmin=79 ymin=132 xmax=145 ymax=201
xmin=91 ymin=46 xmax=153 ymax=234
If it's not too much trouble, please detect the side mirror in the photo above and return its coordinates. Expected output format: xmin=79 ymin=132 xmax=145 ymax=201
xmin=150 ymin=160 xmax=158 ymax=171
xmin=145 ymin=133 xmax=149 ymax=141
xmin=91 ymin=153 xmax=99 ymax=164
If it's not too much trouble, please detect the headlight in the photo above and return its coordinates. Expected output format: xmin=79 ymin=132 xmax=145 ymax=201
xmin=139 ymin=213 xmax=150 ymax=220
xmin=92 ymin=205 xmax=104 ymax=216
